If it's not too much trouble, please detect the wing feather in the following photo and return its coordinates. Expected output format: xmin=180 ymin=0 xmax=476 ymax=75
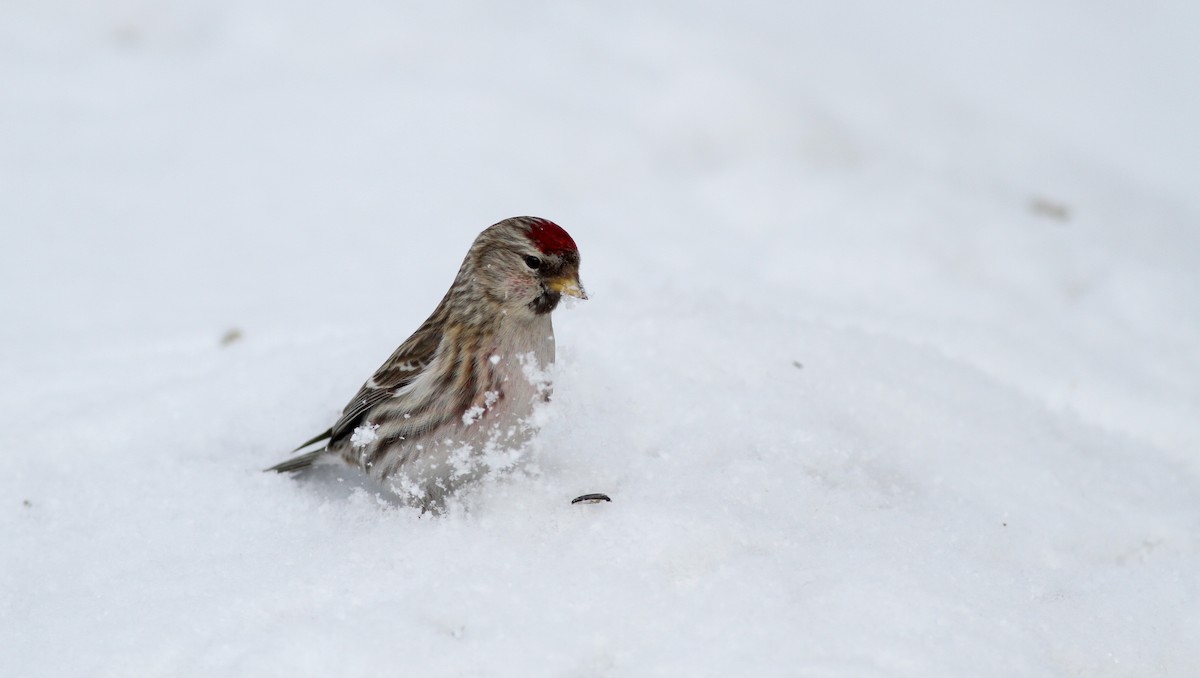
xmin=273 ymin=286 xmax=453 ymax=473
xmin=326 ymin=316 xmax=444 ymax=445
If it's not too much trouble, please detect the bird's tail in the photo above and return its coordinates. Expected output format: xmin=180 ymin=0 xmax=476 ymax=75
xmin=266 ymin=426 xmax=334 ymax=473
xmin=265 ymin=449 xmax=325 ymax=474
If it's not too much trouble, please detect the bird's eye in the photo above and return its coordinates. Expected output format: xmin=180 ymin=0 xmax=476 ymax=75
xmin=524 ymin=255 xmax=542 ymax=270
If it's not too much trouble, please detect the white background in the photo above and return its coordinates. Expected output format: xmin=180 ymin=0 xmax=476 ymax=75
xmin=3 ymin=1 xmax=1198 ymax=675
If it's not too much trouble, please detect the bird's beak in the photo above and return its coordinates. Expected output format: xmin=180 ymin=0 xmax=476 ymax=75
xmin=549 ymin=274 xmax=588 ymax=300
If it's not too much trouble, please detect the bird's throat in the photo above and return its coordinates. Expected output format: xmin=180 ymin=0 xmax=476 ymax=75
xmin=529 ymin=290 xmax=562 ymax=315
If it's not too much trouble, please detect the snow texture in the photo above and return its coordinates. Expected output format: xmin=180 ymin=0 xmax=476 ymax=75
xmin=349 ymin=423 xmax=378 ymax=449
xmin=3 ymin=1 xmax=1200 ymax=676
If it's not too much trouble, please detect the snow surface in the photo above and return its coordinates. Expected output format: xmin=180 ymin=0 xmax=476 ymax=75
xmin=3 ymin=1 xmax=1200 ymax=676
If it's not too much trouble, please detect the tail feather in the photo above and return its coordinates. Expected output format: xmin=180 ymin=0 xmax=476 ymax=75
xmin=292 ymin=427 xmax=332 ymax=452
xmin=265 ymin=449 xmax=325 ymax=474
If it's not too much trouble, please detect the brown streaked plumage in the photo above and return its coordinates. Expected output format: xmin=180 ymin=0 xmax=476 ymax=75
xmin=268 ymin=217 xmax=586 ymax=510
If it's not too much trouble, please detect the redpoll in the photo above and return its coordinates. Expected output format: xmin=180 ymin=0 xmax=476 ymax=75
xmin=268 ymin=216 xmax=586 ymax=510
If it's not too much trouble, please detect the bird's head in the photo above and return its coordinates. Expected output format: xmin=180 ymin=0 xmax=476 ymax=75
xmin=469 ymin=216 xmax=586 ymax=318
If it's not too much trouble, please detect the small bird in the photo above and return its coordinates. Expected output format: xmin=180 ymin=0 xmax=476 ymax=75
xmin=269 ymin=216 xmax=586 ymax=509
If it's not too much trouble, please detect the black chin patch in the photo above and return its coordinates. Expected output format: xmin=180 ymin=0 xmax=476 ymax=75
xmin=529 ymin=290 xmax=562 ymax=315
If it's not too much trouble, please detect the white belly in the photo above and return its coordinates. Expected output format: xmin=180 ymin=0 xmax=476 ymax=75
xmin=365 ymin=314 xmax=555 ymax=508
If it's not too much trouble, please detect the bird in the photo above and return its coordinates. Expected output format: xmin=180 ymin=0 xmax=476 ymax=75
xmin=268 ymin=216 xmax=586 ymax=510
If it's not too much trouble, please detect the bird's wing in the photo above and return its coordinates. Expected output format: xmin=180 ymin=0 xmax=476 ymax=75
xmin=327 ymin=319 xmax=444 ymax=444
xmin=274 ymin=311 xmax=446 ymax=473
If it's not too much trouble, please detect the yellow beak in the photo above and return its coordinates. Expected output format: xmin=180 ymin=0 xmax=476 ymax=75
xmin=548 ymin=274 xmax=588 ymax=300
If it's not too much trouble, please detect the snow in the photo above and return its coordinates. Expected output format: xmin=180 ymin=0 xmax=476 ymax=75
xmin=3 ymin=1 xmax=1200 ymax=676
xmin=462 ymin=406 xmax=485 ymax=426
xmin=349 ymin=423 xmax=378 ymax=449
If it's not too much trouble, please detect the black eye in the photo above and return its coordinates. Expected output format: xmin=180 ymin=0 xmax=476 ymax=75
xmin=524 ymin=255 xmax=542 ymax=270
